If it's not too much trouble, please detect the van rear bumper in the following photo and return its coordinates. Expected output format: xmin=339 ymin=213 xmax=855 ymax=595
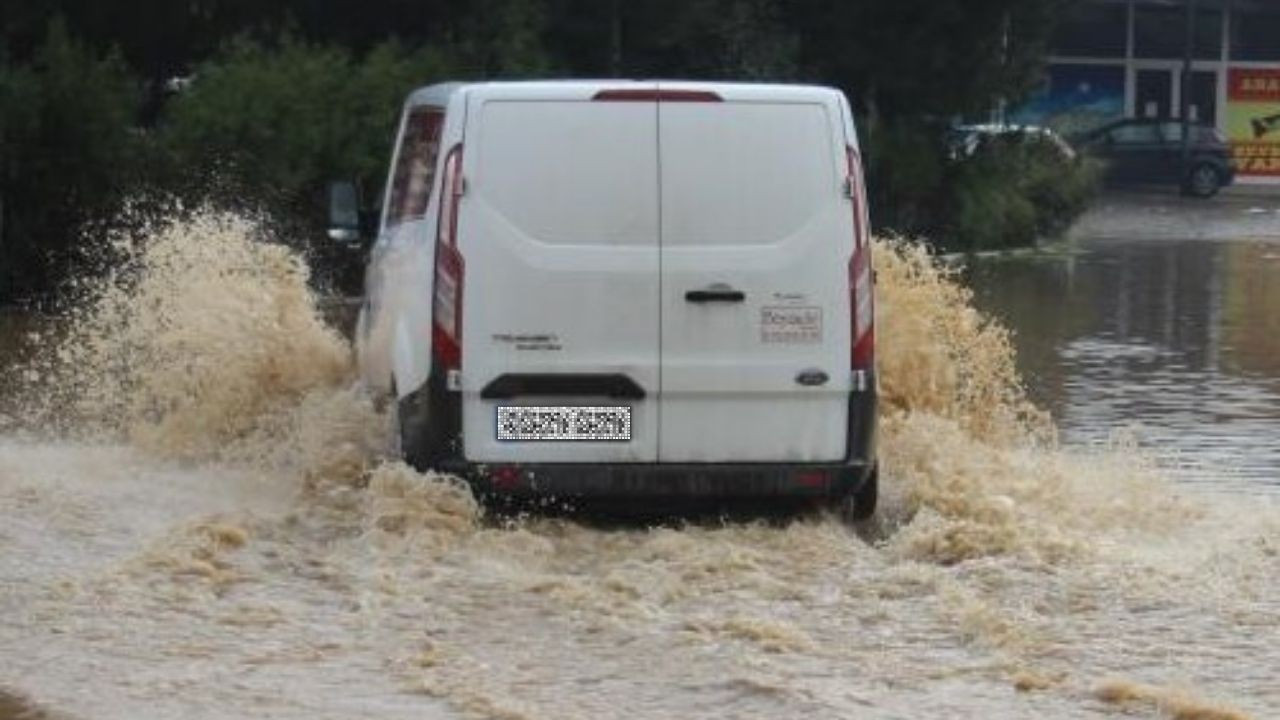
xmin=440 ymin=457 xmax=875 ymax=499
xmin=411 ymin=365 xmax=877 ymax=501
xmin=434 ymin=386 xmax=877 ymax=502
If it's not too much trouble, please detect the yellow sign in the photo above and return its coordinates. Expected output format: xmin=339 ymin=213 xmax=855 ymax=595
xmin=1227 ymin=69 xmax=1280 ymax=177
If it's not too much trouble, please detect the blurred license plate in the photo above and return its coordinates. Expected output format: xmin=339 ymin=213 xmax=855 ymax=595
xmin=497 ymin=406 xmax=631 ymax=441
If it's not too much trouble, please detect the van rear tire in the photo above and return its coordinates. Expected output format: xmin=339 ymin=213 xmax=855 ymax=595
xmin=839 ymin=465 xmax=878 ymax=524
xmin=393 ymin=389 xmax=433 ymax=473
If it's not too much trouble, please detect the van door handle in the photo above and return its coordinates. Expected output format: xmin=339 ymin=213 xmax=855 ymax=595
xmin=685 ymin=287 xmax=745 ymax=303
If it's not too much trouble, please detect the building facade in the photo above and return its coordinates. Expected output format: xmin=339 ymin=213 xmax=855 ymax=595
xmin=1014 ymin=0 xmax=1280 ymax=183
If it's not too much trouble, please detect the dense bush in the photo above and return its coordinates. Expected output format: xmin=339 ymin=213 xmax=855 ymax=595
xmin=160 ymin=36 xmax=463 ymax=217
xmin=942 ymin=132 xmax=1101 ymax=251
xmin=862 ymin=120 xmax=948 ymax=239
xmin=1017 ymin=138 xmax=1103 ymax=240
xmin=864 ymin=123 xmax=1101 ymax=253
xmin=151 ymin=36 xmax=473 ymax=292
xmin=0 ymin=20 xmax=143 ymax=304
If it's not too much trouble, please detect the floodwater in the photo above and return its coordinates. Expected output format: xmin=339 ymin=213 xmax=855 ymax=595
xmin=967 ymin=237 xmax=1280 ymax=491
xmin=0 ymin=211 xmax=1276 ymax=720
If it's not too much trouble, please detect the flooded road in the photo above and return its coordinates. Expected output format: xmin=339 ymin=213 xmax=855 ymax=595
xmin=1 ymin=212 xmax=1276 ymax=720
xmin=968 ymin=237 xmax=1280 ymax=491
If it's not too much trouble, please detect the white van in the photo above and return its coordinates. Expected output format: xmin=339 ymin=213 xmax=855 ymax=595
xmin=341 ymin=81 xmax=878 ymax=519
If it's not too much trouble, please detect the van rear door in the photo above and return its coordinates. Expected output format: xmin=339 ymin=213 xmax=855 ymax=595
xmin=459 ymin=83 xmax=660 ymax=463
xmin=657 ymin=85 xmax=852 ymax=462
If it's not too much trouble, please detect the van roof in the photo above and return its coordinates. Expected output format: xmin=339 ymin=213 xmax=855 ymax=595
xmin=404 ymin=80 xmax=845 ymax=110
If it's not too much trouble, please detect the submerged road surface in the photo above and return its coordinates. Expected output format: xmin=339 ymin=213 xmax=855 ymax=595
xmin=1 ymin=209 xmax=1276 ymax=719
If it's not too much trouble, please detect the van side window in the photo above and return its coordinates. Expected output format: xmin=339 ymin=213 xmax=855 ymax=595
xmin=386 ymin=108 xmax=444 ymax=226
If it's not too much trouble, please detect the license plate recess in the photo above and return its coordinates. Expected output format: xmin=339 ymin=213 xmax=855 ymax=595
xmin=496 ymin=406 xmax=631 ymax=442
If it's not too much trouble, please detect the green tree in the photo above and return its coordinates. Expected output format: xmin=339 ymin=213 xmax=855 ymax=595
xmin=785 ymin=0 xmax=1075 ymax=247
xmin=453 ymin=0 xmax=553 ymax=76
xmin=0 ymin=0 xmax=1091 ymax=304
xmin=0 ymin=19 xmax=141 ymax=304
xmin=544 ymin=0 xmax=798 ymax=79
xmin=161 ymin=34 xmax=460 ymax=215
xmin=788 ymin=0 xmax=1066 ymax=123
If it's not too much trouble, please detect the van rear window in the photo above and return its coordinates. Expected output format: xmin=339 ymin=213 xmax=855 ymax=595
xmin=386 ymin=108 xmax=444 ymax=226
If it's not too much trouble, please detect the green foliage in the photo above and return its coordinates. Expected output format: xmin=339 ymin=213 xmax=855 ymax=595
xmin=859 ymin=122 xmax=1100 ymax=253
xmin=863 ymin=120 xmax=948 ymax=237
xmin=789 ymin=0 xmax=1066 ymax=120
xmin=455 ymin=0 xmax=554 ymax=76
xmin=1021 ymin=145 xmax=1103 ymax=239
xmin=0 ymin=19 xmax=142 ymax=303
xmin=949 ymin=164 xmax=1039 ymax=251
xmin=647 ymin=0 xmax=800 ymax=79
xmin=942 ymin=132 xmax=1101 ymax=252
xmin=0 ymin=0 xmax=1092 ymax=303
xmin=161 ymin=35 xmax=460 ymax=209
xmin=543 ymin=0 xmax=799 ymax=79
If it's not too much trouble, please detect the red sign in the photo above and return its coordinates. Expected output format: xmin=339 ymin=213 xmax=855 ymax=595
xmin=1229 ymin=68 xmax=1280 ymax=103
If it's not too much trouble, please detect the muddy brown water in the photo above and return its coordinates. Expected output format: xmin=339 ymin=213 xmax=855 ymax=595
xmin=15 ymin=238 xmax=1276 ymax=489
xmin=0 ymin=689 xmax=60 ymax=720
xmin=966 ymin=237 xmax=1280 ymax=491
xmin=0 ymin=214 xmax=1276 ymax=720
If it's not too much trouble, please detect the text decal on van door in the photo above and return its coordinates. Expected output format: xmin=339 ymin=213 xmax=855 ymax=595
xmin=761 ymin=306 xmax=823 ymax=344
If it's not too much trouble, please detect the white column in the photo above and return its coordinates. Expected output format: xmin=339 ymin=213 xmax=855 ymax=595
xmin=1125 ymin=0 xmax=1137 ymax=117
xmin=1218 ymin=0 xmax=1231 ymax=131
xmin=1172 ymin=79 xmax=1182 ymax=119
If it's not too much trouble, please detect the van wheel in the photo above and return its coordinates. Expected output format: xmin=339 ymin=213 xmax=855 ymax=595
xmin=392 ymin=388 xmax=432 ymax=472
xmin=838 ymin=465 xmax=878 ymax=524
xmin=1185 ymin=164 xmax=1221 ymax=198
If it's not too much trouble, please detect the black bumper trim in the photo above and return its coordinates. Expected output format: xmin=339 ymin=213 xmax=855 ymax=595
xmin=440 ymin=460 xmax=875 ymax=499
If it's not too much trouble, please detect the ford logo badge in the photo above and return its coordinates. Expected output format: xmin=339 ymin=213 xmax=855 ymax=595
xmin=796 ymin=369 xmax=829 ymax=387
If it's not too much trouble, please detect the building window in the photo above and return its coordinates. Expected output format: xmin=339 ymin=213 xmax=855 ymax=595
xmin=1050 ymin=2 xmax=1127 ymax=58
xmin=1134 ymin=4 xmax=1222 ymax=60
xmin=1011 ymin=64 xmax=1125 ymax=134
xmin=1232 ymin=1 xmax=1280 ymax=62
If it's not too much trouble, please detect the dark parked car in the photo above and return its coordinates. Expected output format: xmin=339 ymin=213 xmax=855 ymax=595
xmin=1073 ymin=118 xmax=1235 ymax=197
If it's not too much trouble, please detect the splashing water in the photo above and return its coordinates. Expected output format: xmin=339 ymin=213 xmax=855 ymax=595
xmin=875 ymin=238 xmax=1051 ymax=446
xmin=14 ymin=211 xmax=359 ymax=462
xmin=0 ymin=213 xmax=1274 ymax=720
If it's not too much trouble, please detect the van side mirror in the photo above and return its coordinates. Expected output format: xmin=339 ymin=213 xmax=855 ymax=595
xmin=327 ymin=180 xmax=365 ymax=246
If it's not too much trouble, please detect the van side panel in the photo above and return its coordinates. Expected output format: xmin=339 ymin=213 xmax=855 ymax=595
xmin=657 ymin=97 xmax=852 ymax=462
xmin=359 ymin=99 xmax=460 ymax=397
xmin=459 ymin=91 xmax=661 ymax=463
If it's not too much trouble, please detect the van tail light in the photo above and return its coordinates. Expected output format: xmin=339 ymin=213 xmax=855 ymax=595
xmin=846 ymin=145 xmax=875 ymax=372
xmin=790 ymin=469 xmax=829 ymax=490
xmin=850 ymin=249 xmax=874 ymax=371
xmin=433 ymin=144 xmax=465 ymax=371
